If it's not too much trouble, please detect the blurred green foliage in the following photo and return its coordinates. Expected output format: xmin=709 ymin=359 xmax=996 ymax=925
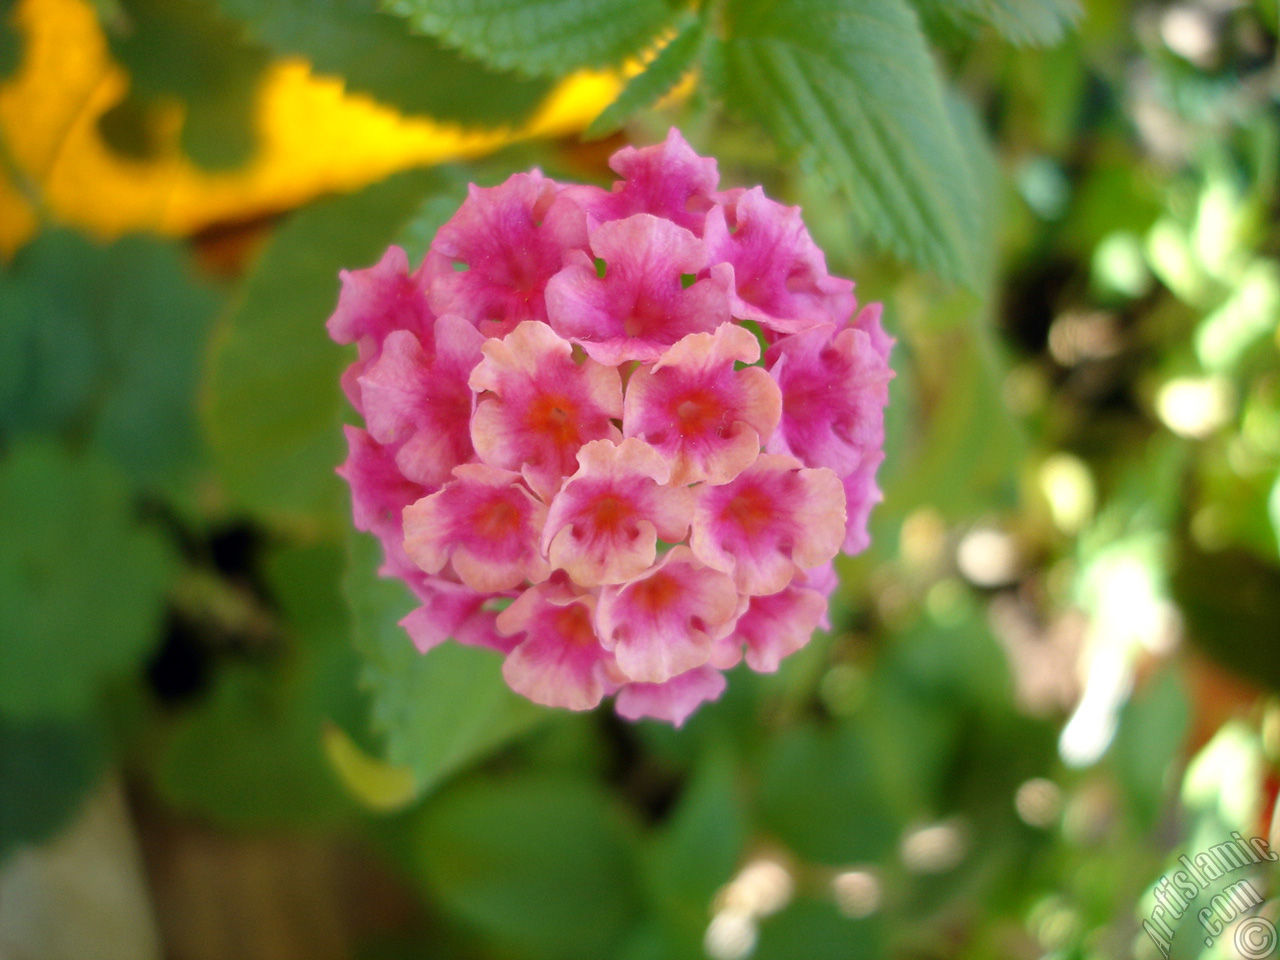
xmin=3 ymin=0 xmax=1280 ymax=958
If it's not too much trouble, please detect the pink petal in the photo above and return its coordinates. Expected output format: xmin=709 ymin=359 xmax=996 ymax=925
xmin=327 ymin=246 xmax=434 ymax=351
xmin=596 ymin=546 xmax=741 ymax=684
xmin=577 ymin=128 xmax=720 ymax=235
xmin=704 ymin=188 xmax=855 ymax=334
xmin=841 ymin=450 xmax=886 ymax=556
xmin=614 ymin=665 xmax=727 ymax=727
xmin=623 ymin=324 xmax=781 ymax=485
xmin=399 ymin=577 xmax=516 ymax=655
xmin=710 ymin=585 xmax=828 ymax=673
xmin=498 ymin=586 xmax=618 ymax=711
xmin=328 ymin=247 xmax=435 ymax=410
xmin=545 ymin=214 xmax=731 ymax=365
xmin=542 ymin=438 xmax=693 ymax=587
xmin=690 ymin=453 xmax=846 ymax=596
xmin=403 ymin=463 xmax=550 ymax=593
xmin=469 ymin=321 xmax=623 ymax=499
xmin=358 ymin=316 xmax=485 ymax=486
xmin=336 ymin=425 xmax=429 ymax=571
xmin=424 ymin=171 xmax=589 ymax=337
xmin=765 ymin=319 xmax=893 ymax=476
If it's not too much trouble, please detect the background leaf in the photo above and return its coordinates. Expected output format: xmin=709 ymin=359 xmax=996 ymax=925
xmin=412 ymin=774 xmax=642 ymax=958
xmin=105 ymin=0 xmax=268 ymax=168
xmin=153 ymin=544 xmax=364 ymax=826
xmin=206 ymin=169 xmax=444 ymax=530
xmin=0 ymin=441 xmax=175 ymax=718
xmin=215 ymin=0 xmax=553 ymax=126
xmin=383 ymin=0 xmax=676 ymax=79
xmin=0 ymin=716 xmax=104 ymax=860
xmin=0 ymin=231 xmax=222 ymax=488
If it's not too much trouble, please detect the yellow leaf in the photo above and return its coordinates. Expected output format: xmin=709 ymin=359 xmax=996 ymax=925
xmin=322 ymin=723 xmax=420 ymax=814
xmin=0 ymin=0 xmax=622 ymax=256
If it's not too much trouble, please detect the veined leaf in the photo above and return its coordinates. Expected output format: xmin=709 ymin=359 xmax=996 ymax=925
xmin=215 ymin=0 xmax=552 ymax=126
xmin=383 ymin=0 xmax=676 ymax=80
xmin=587 ymin=12 xmax=704 ymax=139
xmin=345 ymin=530 xmax=543 ymax=797
xmin=912 ymin=0 xmax=1081 ymax=46
xmin=715 ymin=0 xmax=981 ymax=282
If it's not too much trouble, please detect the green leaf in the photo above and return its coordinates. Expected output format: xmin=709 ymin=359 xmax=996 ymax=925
xmin=0 ymin=233 xmax=103 ymax=439
xmin=155 ymin=664 xmax=354 ymax=825
xmin=911 ymin=0 xmax=1080 ymax=46
xmin=644 ymin=745 xmax=746 ymax=937
xmin=0 ymin=716 xmax=105 ymax=862
xmin=413 ymin=774 xmax=642 ymax=958
xmin=92 ymin=238 xmax=224 ymax=487
xmin=0 ymin=441 xmax=175 ymax=718
xmin=383 ymin=0 xmax=676 ymax=80
xmin=206 ymin=169 xmax=444 ymax=530
xmin=345 ymin=529 xmax=543 ymax=795
xmin=153 ymin=544 xmax=364 ymax=826
xmin=0 ymin=0 xmax=21 ymax=79
xmin=1111 ymin=665 xmax=1189 ymax=829
xmin=392 ymin=171 xmax=473 ymax=263
xmin=883 ymin=321 xmax=1025 ymax=520
xmin=215 ymin=0 xmax=552 ymax=126
xmin=756 ymin=899 xmax=883 ymax=960
xmin=0 ymin=231 xmax=222 ymax=488
xmin=757 ymin=723 xmax=900 ymax=866
xmin=714 ymin=0 xmax=981 ymax=282
xmin=106 ymin=0 xmax=268 ymax=169
xmin=1172 ymin=544 xmax=1280 ymax=693
xmin=586 ymin=12 xmax=704 ymax=139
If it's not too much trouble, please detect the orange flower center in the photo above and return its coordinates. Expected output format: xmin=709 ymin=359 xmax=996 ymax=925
xmin=632 ymin=571 xmax=680 ymax=613
xmin=477 ymin=498 xmax=521 ymax=538
xmin=724 ymin=486 xmax=773 ymax=535
xmin=530 ymin=394 xmax=579 ymax=445
xmin=554 ymin=603 xmax=597 ymax=646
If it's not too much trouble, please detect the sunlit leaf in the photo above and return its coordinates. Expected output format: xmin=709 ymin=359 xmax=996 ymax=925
xmin=0 ymin=0 xmax=619 ymax=255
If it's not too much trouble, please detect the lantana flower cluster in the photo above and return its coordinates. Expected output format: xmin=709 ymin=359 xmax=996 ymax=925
xmin=330 ymin=130 xmax=892 ymax=726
